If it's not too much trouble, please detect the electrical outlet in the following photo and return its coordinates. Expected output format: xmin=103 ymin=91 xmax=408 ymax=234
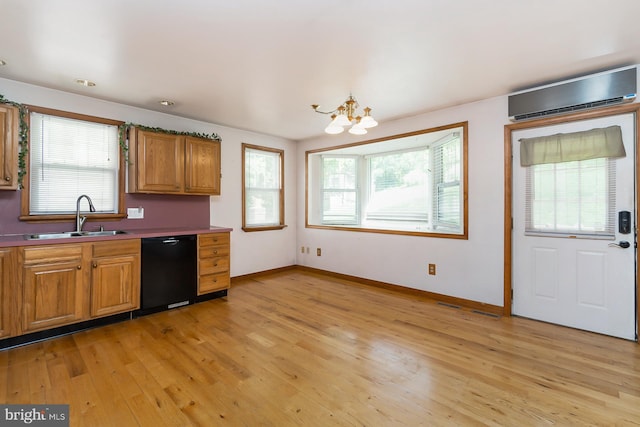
xmin=306 ymin=247 xmax=310 ymax=254
xmin=301 ymin=246 xmax=305 ymax=253
xmin=317 ymin=248 xmax=322 ymax=256
xmin=428 ymin=263 xmax=436 ymax=275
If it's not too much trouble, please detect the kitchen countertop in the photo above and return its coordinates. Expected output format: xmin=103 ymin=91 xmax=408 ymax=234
xmin=0 ymin=226 xmax=232 ymax=248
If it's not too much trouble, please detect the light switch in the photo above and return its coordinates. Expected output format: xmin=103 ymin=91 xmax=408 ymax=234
xmin=127 ymin=207 xmax=144 ymax=219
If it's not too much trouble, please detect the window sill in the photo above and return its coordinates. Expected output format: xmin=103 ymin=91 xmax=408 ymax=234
xmin=19 ymin=213 xmax=127 ymax=223
xmin=306 ymin=223 xmax=467 ymax=239
xmin=242 ymin=225 xmax=287 ymax=232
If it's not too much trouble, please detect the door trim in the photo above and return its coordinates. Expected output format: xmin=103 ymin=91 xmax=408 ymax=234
xmin=503 ymin=103 xmax=640 ymax=341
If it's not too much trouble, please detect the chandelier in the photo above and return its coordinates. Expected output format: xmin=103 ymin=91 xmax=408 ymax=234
xmin=311 ymin=94 xmax=378 ymax=135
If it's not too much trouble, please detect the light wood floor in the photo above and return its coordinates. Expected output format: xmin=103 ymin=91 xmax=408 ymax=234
xmin=1 ymin=269 xmax=640 ymax=426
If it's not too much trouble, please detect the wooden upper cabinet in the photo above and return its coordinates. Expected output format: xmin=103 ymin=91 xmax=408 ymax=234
xmin=129 ymin=129 xmax=185 ymax=193
xmin=128 ymin=127 xmax=221 ymax=195
xmin=0 ymin=103 xmax=19 ymax=190
xmin=185 ymin=136 xmax=221 ymax=195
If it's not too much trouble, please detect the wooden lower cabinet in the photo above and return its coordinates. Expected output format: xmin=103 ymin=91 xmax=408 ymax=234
xmin=197 ymin=232 xmax=230 ymax=295
xmin=21 ymin=244 xmax=85 ymax=333
xmin=17 ymin=239 xmax=141 ymax=335
xmin=90 ymin=239 xmax=140 ymax=318
xmin=2 ymin=233 xmax=228 ymax=343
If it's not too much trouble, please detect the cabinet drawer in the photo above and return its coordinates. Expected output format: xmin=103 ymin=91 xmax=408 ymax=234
xmin=199 ymin=245 xmax=229 ymax=259
xmin=199 ymin=233 xmax=229 ymax=247
xmin=92 ymin=239 xmax=140 ymax=257
xmin=22 ymin=244 xmax=84 ymax=264
xmin=199 ymin=256 xmax=229 ymax=276
xmin=198 ymin=273 xmax=230 ymax=294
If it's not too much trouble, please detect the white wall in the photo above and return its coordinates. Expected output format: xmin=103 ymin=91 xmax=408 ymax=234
xmin=2 ymin=77 xmax=512 ymax=305
xmin=0 ymin=78 xmax=298 ymax=277
xmin=209 ymin=126 xmax=298 ymax=276
xmin=296 ymin=96 xmax=509 ymax=306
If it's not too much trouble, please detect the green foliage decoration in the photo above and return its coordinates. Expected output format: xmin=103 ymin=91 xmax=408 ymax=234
xmin=0 ymin=96 xmax=223 ymax=187
xmin=0 ymin=94 xmax=28 ymax=189
xmin=118 ymin=123 xmax=222 ymax=164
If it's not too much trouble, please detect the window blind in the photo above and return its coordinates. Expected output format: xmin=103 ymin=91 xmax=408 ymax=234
xmin=432 ymin=137 xmax=461 ymax=231
xmin=29 ymin=112 xmax=119 ymax=214
xmin=525 ymin=158 xmax=615 ymax=238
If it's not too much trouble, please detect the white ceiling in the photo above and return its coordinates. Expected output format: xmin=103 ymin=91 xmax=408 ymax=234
xmin=1 ymin=0 xmax=640 ymax=141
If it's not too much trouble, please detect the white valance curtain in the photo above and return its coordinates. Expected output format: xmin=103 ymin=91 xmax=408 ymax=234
xmin=519 ymin=125 xmax=625 ymax=166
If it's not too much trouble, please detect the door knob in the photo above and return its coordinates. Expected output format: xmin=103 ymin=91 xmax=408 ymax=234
xmin=609 ymin=241 xmax=631 ymax=249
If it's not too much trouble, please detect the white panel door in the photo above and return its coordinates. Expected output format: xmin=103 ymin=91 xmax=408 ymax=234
xmin=512 ymin=113 xmax=636 ymax=340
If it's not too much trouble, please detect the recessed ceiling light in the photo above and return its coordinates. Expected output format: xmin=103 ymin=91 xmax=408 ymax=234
xmin=159 ymin=100 xmax=175 ymax=106
xmin=0 ymin=60 xmax=6 ymax=66
xmin=75 ymin=79 xmax=96 ymax=87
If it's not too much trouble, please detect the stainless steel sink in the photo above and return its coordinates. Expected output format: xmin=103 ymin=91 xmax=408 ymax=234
xmin=25 ymin=230 xmax=128 ymax=240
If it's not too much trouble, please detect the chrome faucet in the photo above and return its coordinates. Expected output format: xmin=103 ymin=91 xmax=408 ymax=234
xmin=76 ymin=194 xmax=96 ymax=232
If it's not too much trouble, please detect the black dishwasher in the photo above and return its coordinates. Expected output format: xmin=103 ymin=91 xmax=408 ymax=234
xmin=136 ymin=235 xmax=197 ymax=316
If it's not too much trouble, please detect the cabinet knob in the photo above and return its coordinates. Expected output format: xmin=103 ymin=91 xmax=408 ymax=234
xmin=214 ymin=263 xmax=218 ymax=267
xmin=77 ymin=265 xmax=82 ymax=270
xmin=213 ymin=250 xmax=218 ymax=255
xmin=92 ymin=263 xmax=97 ymax=268
xmin=4 ymin=176 xmax=10 ymax=181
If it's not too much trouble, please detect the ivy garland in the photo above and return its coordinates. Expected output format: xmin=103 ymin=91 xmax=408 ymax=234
xmin=0 ymin=94 xmax=28 ymax=189
xmin=0 ymin=96 xmax=223 ymax=187
xmin=118 ymin=123 xmax=222 ymax=164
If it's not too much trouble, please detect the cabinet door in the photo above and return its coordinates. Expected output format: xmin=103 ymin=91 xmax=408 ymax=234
xmin=135 ymin=130 xmax=184 ymax=193
xmin=0 ymin=104 xmax=19 ymax=190
xmin=91 ymin=254 xmax=140 ymax=317
xmin=185 ymin=137 xmax=221 ymax=195
xmin=91 ymin=239 xmax=140 ymax=318
xmin=22 ymin=258 xmax=85 ymax=333
xmin=0 ymin=248 xmax=16 ymax=339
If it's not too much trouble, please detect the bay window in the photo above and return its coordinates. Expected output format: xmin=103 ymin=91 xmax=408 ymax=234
xmin=307 ymin=122 xmax=468 ymax=238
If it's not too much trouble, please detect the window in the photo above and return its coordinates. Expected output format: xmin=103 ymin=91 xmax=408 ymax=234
xmin=519 ymin=124 xmax=625 ymax=239
xmin=21 ymin=107 xmax=125 ymax=221
xmin=525 ymin=158 xmax=615 ymax=237
xmin=366 ymin=148 xmax=428 ymax=223
xmin=242 ymin=143 xmax=285 ymax=231
xmin=306 ymin=122 xmax=467 ymax=238
xmin=321 ymin=156 xmax=358 ymax=224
